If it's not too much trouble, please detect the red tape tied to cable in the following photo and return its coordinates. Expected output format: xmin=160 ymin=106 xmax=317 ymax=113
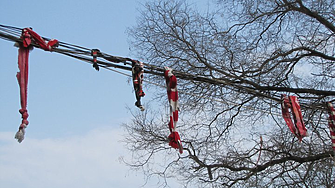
xmin=164 ymin=67 xmax=183 ymax=154
xmin=326 ymin=102 xmax=335 ymax=151
xmin=281 ymin=94 xmax=307 ymax=142
xmin=15 ymin=28 xmax=59 ymax=143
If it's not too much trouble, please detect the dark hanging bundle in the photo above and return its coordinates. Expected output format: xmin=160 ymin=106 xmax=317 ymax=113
xmin=131 ymin=60 xmax=145 ymax=111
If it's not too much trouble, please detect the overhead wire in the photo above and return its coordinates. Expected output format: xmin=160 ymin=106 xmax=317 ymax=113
xmin=0 ymin=24 xmax=333 ymax=116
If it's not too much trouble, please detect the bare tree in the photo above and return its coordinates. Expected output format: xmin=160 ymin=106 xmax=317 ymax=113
xmin=123 ymin=0 xmax=335 ymax=187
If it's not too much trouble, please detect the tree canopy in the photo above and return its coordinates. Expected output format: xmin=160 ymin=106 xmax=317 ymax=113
xmin=123 ymin=0 xmax=335 ymax=187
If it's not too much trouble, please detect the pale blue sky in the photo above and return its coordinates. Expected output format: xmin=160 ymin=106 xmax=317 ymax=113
xmin=0 ymin=0 xmax=141 ymax=137
xmin=0 ymin=0 xmax=182 ymax=187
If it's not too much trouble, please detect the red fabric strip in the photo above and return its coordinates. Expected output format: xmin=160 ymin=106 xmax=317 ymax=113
xmin=326 ymin=102 xmax=335 ymax=151
xmin=165 ymin=67 xmax=183 ymax=154
xmin=289 ymin=96 xmax=307 ymax=141
xmin=281 ymin=94 xmax=307 ymax=141
xmin=24 ymin=28 xmax=58 ymax=51
xmin=281 ymin=94 xmax=298 ymax=137
xmin=15 ymin=28 xmax=58 ymax=143
xmin=15 ymin=41 xmax=30 ymax=143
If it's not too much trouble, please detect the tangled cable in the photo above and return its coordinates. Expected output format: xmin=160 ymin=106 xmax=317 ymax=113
xmin=1 ymin=24 xmax=334 ymax=112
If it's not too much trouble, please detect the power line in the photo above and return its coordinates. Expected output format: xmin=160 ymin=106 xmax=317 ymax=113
xmin=0 ymin=24 xmax=333 ymax=113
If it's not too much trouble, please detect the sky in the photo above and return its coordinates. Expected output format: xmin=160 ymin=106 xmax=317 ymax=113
xmin=0 ymin=0 xmax=182 ymax=187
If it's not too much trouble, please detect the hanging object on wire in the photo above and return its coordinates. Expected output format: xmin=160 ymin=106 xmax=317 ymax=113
xmin=14 ymin=28 xmax=58 ymax=143
xmin=91 ymin=49 xmax=100 ymax=71
xmin=164 ymin=67 xmax=183 ymax=154
xmin=326 ymin=102 xmax=335 ymax=152
xmin=131 ymin=60 xmax=145 ymax=111
xmin=281 ymin=94 xmax=307 ymax=142
xmin=21 ymin=27 xmax=59 ymax=51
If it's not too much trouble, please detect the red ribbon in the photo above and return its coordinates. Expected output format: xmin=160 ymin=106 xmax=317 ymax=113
xmin=281 ymin=94 xmax=307 ymax=141
xmin=165 ymin=67 xmax=183 ymax=154
xmin=23 ymin=28 xmax=58 ymax=51
xmin=15 ymin=28 xmax=58 ymax=143
xmin=326 ymin=102 xmax=335 ymax=151
xmin=15 ymin=42 xmax=30 ymax=143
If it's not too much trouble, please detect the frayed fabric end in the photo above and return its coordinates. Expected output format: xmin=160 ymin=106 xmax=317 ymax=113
xmin=139 ymin=106 xmax=145 ymax=111
xmin=15 ymin=126 xmax=26 ymax=143
xmin=135 ymin=101 xmax=145 ymax=111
